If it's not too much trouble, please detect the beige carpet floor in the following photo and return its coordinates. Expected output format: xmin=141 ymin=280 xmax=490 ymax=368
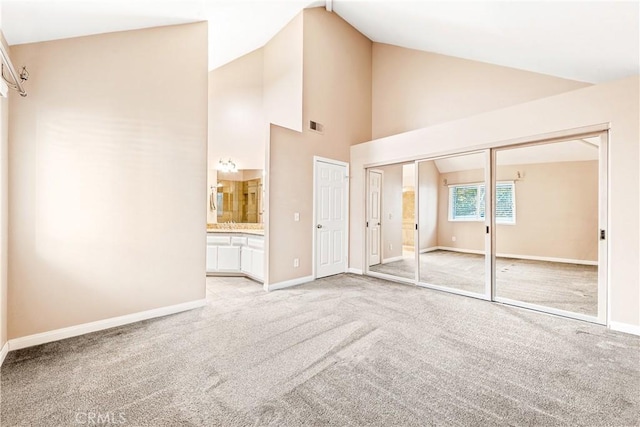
xmin=1 ymin=274 xmax=637 ymax=426
xmin=369 ymin=250 xmax=597 ymax=315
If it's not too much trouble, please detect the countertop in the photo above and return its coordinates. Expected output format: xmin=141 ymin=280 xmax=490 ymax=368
xmin=206 ymin=228 xmax=264 ymax=236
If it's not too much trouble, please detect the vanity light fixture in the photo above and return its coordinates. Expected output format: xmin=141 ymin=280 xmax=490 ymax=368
xmin=218 ymin=158 xmax=238 ymax=173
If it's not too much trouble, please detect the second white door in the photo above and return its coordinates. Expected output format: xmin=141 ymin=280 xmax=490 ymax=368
xmin=315 ymin=160 xmax=348 ymax=278
xmin=367 ymin=170 xmax=382 ymax=266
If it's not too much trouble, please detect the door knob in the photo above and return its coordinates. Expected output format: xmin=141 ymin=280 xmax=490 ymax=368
xmin=317 ymin=224 xmax=323 ymax=229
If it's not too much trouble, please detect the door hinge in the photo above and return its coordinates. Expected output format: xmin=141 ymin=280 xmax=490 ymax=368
xmin=486 ymin=226 xmax=490 ymax=234
xmin=366 ymin=221 xmax=369 ymax=228
xmin=600 ymin=229 xmax=606 ymax=240
xmin=415 ymin=224 xmax=418 ymax=230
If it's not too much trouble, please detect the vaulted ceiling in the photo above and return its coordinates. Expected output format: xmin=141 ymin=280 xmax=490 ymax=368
xmin=2 ymin=1 xmax=638 ymax=84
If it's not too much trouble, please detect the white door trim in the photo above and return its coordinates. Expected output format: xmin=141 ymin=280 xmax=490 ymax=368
xmin=600 ymin=131 xmax=609 ymax=326
xmin=312 ymin=156 xmax=349 ymax=279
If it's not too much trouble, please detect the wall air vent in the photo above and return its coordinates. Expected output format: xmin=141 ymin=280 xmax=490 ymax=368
xmin=309 ymin=120 xmax=324 ymax=134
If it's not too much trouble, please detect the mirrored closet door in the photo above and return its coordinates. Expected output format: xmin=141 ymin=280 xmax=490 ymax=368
xmin=493 ymin=134 xmax=607 ymax=323
xmin=364 ymin=131 xmax=607 ymax=325
xmin=416 ymin=152 xmax=489 ymax=297
xmin=367 ymin=163 xmax=416 ymax=282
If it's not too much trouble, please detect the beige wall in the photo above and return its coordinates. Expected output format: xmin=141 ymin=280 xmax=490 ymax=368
xmin=351 ymin=75 xmax=639 ymax=327
xmin=372 ymin=43 xmax=591 ymax=139
xmin=0 ymin=29 xmax=9 ymax=350
xmin=437 ymin=161 xmax=598 ymax=261
xmin=436 ymin=168 xmax=484 ymax=252
xmin=208 ymin=48 xmax=265 ymax=224
xmin=402 ymin=190 xmax=415 ymax=246
xmin=0 ymin=94 xmax=6 ymax=349
xmin=8 ymin=23 xmax=208 ymax=339
xmin=375 ymin=161 xmax=438 ymax=261
xmin=378 ymin=164 xmax=402 ymax=261
xmin=263 ymin=12 xmax=303 ymax=133
xmin=0 ymin=51 xmax=7 ymax=349
xmin=268 ymin=8 xmax=372 ymax=284
xmin=208 ymin=13 xmax=304 ymax=228
xmin=418 ymin=160 xmax=439 ymax=251
xmin=208 ymin=47 xmax=265 ymax=170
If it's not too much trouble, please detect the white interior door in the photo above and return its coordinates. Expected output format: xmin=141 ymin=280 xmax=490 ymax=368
xmin=315 ymin=160 xmax=347 ymax=278
xmin=367 ymin=170 xmax=382 ymax=266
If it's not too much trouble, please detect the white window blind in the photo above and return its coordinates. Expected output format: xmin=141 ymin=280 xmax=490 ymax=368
xmin=495 ymin=182 xmax=515 ymax=223
xmin=448 ymin=181 xmax=515 ymax=223
xmin=450 ymin=184 xmax=480 ymax=220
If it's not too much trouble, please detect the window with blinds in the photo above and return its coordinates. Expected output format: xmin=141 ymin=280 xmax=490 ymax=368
xmin=448 ymin=182 xmax=515 ymax=223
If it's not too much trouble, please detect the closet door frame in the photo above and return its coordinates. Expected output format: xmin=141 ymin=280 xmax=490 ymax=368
xmin=362 ymin=124 xmax=609 ymax=326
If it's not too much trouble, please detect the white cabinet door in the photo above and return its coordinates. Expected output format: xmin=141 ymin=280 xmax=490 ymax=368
xmin=217 ymin=246 xmax=241 ymax=271
xmin=241 ymin=247 xmax=252 ymax=274
xmin=206 ymin=245 xmax=218 ymax=273
xmin=251 ymin=249 xmax=264 ymax=280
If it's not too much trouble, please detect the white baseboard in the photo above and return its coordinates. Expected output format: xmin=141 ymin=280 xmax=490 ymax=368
xmin=419 ymin=247 xmax=439 ymax=254
xmin=497 ymin=252 xmax=598 ymax=266
xmin=382 ymin=256 xmax=404 ymax=264
xmin=436 ymin=246 xmax=484 ymax=255
xmin=347 ymin=268 xmax=363 ymax=275
xmin=8 ymin=299 xmax=207 ymax=351
xmin=0 ymin=341 xmax=8 ymax=366
xmin=268 ymin=275 xmax=314 ymax=291
xmin=436 ymin=246 xmax=597 ymax=266
xmin=609 ymin=321 xmax=640 ymax=336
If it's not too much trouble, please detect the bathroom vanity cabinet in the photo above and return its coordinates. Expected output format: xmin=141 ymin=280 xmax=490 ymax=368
xmin=206 ymin=233 xmax=264 ymax=282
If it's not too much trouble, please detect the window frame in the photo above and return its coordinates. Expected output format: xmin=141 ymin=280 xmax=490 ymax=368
xmin=448 ymin=181 xmax=516 ymax=224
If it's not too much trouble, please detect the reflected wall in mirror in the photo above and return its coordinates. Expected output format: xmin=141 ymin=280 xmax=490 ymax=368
xmin=494 ymin=139 xmax=600 ymax=316
xmin=418 ymin=152 xmax=486 ymax=295
xmin=216 ymin=169 xmax=263 ymax=223
xmin=368 ymin=162 xmax=416 ymax=281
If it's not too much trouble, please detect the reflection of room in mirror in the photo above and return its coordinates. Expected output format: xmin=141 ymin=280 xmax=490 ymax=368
xmin=494 ymin=139 xmax=600 ymax=316
xmin=216 ymin=169 xmax=263 ymax=224
xmin=366 ymin=137 xmax=601 ymax=318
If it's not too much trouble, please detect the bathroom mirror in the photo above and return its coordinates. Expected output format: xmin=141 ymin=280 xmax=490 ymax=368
xmin=215 ymin=169 xmax=263 ymax=223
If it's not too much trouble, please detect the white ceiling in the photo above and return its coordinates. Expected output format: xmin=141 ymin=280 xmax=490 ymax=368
xmin=2 ymin=1 xmax=638 ymax=83
xmin=0 ymin=0 xmax=320 ymax=71
xmin=335 ymin=1 xmax=640 ymax=83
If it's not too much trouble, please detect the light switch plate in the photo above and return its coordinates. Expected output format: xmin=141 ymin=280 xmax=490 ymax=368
xmin=294 ymin=212 xmax=300 ymax=221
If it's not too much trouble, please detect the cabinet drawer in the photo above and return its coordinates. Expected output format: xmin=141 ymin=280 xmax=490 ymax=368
xmin=247 ymin=237 xmax=264 ymax=250
xmin=207 ymin=235 xmax=230 ymax=245
xmin=231 ymin=236 xmax=247 ymax=246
